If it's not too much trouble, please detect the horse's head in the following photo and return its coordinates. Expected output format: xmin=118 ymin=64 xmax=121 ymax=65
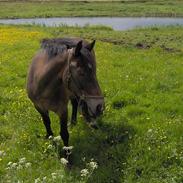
xmin=66 ymin=40 xmax=104 ymax=123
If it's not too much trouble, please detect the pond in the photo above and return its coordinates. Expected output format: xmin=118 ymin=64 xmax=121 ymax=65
xmin=0 ymin=17 xmax=183 ymax=30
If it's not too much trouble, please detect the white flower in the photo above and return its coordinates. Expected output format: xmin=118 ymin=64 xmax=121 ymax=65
xmin=80 ymin=168 xmax=89 ymax=177
xmin=48 ymin=135 xmax=53 ymax=140
xmin=63 ymin=146 xmax=74 ymax=150
xmin=11 ymin=163 xmax=18 ymax=168
xmin=42 ymin=176 xmax=47 ymax=182
xmin=60 ymin=158 xmax=68 ymax=165
xmin=53 ymin=136 xmax=61 ymax=142
xmin=51 ymin=172 xmax=57 ymax=180
xmin=17 ymin=181 xmax=24 ymax=183
xmin=89 ymin=161 xmax=98 ymax=170
xmin=17 ymin=165 xmax=23 ymax=170
xmin=51 ymin=172 xmax=57 ymax=176
xmin=25 ymin=162 xmax=32 ymax=168
xmin=7 ymin=161 xmax=12 ymax=166
xmin=35 ymin=178 xmax=41 ymax=183
xmin=19 ymin=157 xmax=26 ymax=164
xmin=0 ymin=150 xmax=5 ymax=157
xmin=147 ymin=129 xmax=153 ymax=133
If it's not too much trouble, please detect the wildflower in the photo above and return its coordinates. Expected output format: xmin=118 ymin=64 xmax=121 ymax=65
xmin=17 ymin=165 xmax=23 ymax=170
xmin=53 ymin=136 xmax=61 ymax=142
xmin=88 ymin=161 xmax=98 ymax=170
xmin=51 ymin=172 xmax=57 ymax=180
xmin=48 ymin=135 xmax=53 ymax=140
xmin=147 ymin=129 xmax=153 ymax=133
xmin=51 ymin=172 xmax=57 ymax=177
xmin=35 ymin=178 xmax=41 ymax=183
xmin=7 ymin=161 xmax=12 ymax=166
xmin=25 ymin=162 xmax=32 ymax=168
xmin=0 ymin=150 xmax=5 ymax=157
xmin=11 ymin=163 xmax=18 ymax=168
xmin=19 ymin=157 xmax=26 ymax=164
xmin=42 ymin=176 xmax=47 ymax=182
xmin=60 ymin=158 xmax=68 ymax=165
xmin=80 ymin=168 xmax=89 ymax=177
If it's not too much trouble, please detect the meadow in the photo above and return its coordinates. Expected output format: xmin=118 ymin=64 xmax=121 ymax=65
xmin=0 ymin=24 xmax=183 ymax=182
xmin=0 ymin=0 xmax=183 ymax=18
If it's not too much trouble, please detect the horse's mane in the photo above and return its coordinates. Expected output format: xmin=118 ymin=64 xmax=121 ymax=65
xmin=41 ymin=38 xmax=79 ymax=58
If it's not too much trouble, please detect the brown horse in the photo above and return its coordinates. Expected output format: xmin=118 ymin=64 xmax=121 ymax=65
xmin=27 ymin=38 xmax=104 ymax=152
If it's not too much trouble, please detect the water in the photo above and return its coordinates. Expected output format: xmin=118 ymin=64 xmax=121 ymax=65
xmin=0 ymin=17 xmax=183 ymax=30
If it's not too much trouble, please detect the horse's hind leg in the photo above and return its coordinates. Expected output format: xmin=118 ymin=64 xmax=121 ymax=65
xmin=35 ymin=105 xmax=53 ymax=138
xmin=70 ymin=98 xmax=78 ymax=125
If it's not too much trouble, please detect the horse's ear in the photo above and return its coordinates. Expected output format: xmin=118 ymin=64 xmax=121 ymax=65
xmin=86 ymin=40 xmax=95 ymax=51
xmin=75 ymin=40 xmax=82 ymax=56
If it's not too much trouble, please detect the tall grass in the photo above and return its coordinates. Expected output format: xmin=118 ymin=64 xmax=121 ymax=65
xmin=0 ymin=25 xmax=183 ymax=182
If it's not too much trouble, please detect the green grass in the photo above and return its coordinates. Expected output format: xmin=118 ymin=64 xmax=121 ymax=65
xmin=0 ymin=24 xmax=183 ymax=182
xmin=0 ymin=0 xmax=183 ymax=18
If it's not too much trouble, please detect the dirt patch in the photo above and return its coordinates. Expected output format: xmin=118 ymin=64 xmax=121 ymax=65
xmin=160 ymin=45 xmax=181 ymax=53
xmin=135 ymin=42 xmax=151 ymax=49
xmin=113 ymin=101 xmax=126 ymax=109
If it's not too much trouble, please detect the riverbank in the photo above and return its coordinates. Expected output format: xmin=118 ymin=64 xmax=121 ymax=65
xmin=1 ymin=17 xmax=183 ymax=31
xmin=0 ymin=24 xmax=183 ymax=182
xmin=0 ymin=1 xmax=183 ymax=18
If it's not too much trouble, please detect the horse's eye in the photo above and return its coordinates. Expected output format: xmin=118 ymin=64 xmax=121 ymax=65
xmin=88 ymin=63 xmax=92 ymax=70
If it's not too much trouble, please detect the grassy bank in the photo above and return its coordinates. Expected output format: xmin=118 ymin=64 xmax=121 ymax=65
xmin=0 ymin=0 xmax=183 ymax=18
xmin=0 ymin=24 xmax=183 ymax=182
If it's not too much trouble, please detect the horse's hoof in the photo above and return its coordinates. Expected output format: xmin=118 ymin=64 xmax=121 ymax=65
xmin=67 ymin=161 xmax=72 ymax=169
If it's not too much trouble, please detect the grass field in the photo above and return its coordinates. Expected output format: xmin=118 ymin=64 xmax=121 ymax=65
xmin=0 ymin=24 xmax=183 ymax=182
xmin=0 ymin=0 xmax=183 ymax=18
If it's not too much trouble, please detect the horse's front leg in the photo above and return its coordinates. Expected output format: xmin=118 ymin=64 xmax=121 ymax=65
xmin=60 ymin=108 xmax=69 ymax=147
xmin=35 ymin=105 xmax=53 ymax=138
xmin=59 ymin=107 xmax=72 ymax=162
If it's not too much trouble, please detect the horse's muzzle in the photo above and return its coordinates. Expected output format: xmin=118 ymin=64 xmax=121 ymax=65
xmin=85 ymin=98 xmax=104 ymax=118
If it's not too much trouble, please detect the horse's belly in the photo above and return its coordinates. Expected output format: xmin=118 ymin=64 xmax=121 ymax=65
xmin=32 ymin=90 xmax=69 ymax=115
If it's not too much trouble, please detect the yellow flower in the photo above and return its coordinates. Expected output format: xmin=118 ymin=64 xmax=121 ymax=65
xmin=0 ymin=27 xmax=46 ymax=45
